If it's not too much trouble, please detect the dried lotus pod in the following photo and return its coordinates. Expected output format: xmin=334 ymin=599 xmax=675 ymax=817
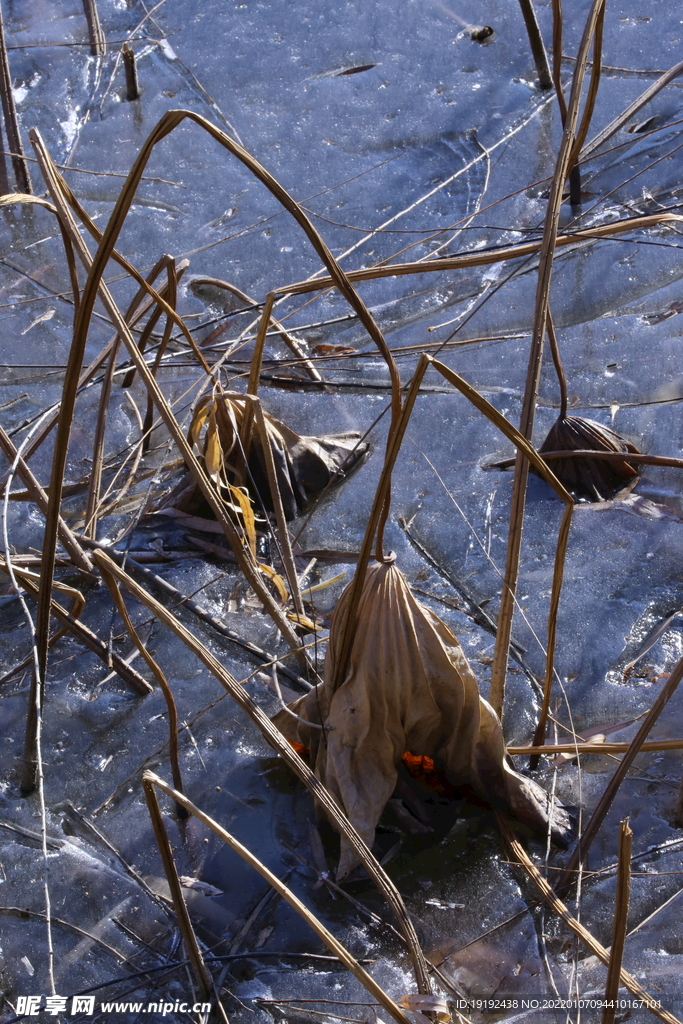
xmin=538 ymin=415 xmax=641 ymax=501
xmin=162 ymin=393 xmax=367 ymax=521
xmin=273 ymin=558 xmax=571 ymax=879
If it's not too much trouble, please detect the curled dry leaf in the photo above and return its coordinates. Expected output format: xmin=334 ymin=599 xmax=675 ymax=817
xmin=179 ymin=876 xmax=224 ymax=897
xmin=166 ymin=392 xmax=367 ymax=521
xmin=397 ymin=994 xmax=450 ymax=1021
xmin=538 ymin=415 xmax=641 ymax=501
xmin=274 ymin=559 xmax=571 ymax=879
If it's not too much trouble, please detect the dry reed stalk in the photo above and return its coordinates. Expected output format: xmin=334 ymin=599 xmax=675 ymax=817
xmin=84 ymin=253 xmax=183 ymax=535
xmin=432 ymin=357 xmax=574 ymax=742
xmin=582 ymin=58 xmax=683 ymax=159
xmin=533 ymin=450 xmax=683 ymax=470
xmin=248 ymin=395 xmax=305 ymax=619
xmin=80 ymin=538 xmax=312 ymax=689
xmin=550 ymin=0 xmax=567 ymax=121
xmin=517 ymin=0 xmax=552 ymax=89
xmin=58 ymin=107 xmax=401 ymax=501
xmin=490 ymin=0 xmax=606 ymax=722
xmin=330 ymin=352 xmax=573 ymax=721
xmin=83 ymin=343 xmax=119 ymax=540
xmin=141 ymin=776 xmax=215 ymax=1006
xmin=90 ymin=550 xmax=432 ymax=995
xmin=96 ymin=391 xmax=147 ymax=517
xmin=268 ymin=211 xmax=682 ymax=296
xmin=98 ymin=565 xmax=187 ymax=817
xmin=0 ymin=558 xmax=151 ymax=695
xmin=0 ymin=424 xmax=92 ymax=573
xmin=567 ymin=0 xmax=605 ymax=170
xmin=236 ymin=293 xmax=276 ymax=464
xmin=602 ymin=818 xmax=633 ymax=1024
xmin=141 ymin=261 xmax=185 ymax=451
xmin=557 ymin=654 xmax=683 ymax=891
xmin=82 ymin=0 xmax=106 ymax=56
xmin=675 ymin=775 xmax=683 ymax=829
xmin=0 ymin=192 xmax=80 ymax=310
xmin=0 ymin=6 xmax=31 ymax=193
xmin=36 ymin=164 xmax=214 ymax=383
xmin=509 ymin=739 xmax=683 ymax=755
xmin=44 ymin=107 xmax=401 ymax=686
xmin=120 ymin=255 xmax=183 ymax=387
xmin=29 ymin=132 xmax=306 ymax=676
xmin=192 ymin=275 xmax=322 ymax=383
xmin=497 ymin=813 xmax=680 ymax=1024
xmin=143 ymin=771 xmax=414 ymax=1024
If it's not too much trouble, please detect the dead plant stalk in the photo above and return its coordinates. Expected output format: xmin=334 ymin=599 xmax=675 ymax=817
xmin=490 ymin=0 xmax=606 ymax=721
xmin=602 ymin=818 xmax=632 ymax=1024
xmin=498 ymin=813 xmax=679 ymax=1024
xmin=143 ymin=772 xmax=413 ymax=1024
xmin=90 ymin=549 xmax=432 ymax=995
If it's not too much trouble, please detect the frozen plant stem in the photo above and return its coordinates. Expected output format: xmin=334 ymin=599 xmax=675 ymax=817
xmin=0 ymin=2 xmax=30 ymax=192
xmin=602 ymin=818 xmax=632 ymax=1024
xmin=82 ymin=0 xmax=106 ymax=56
xmin=489 ymin=0 xmax=605 ymax=722
xmin=517 ymin=0 xmax=552 ymax=89
xmin=141 ymin=777 xmax=213 ymax=1002
xmin=122 ymin=43 xmax=139 ymax=101
xmin=99 ymin=566 xmax=188 ymax=817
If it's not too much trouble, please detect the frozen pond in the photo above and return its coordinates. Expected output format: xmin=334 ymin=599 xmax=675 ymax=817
xmin=2 ymin=0 xmax=683 ymax=1022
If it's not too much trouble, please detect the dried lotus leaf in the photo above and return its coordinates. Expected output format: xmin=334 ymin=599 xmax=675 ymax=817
xmin=273 ymin=559 xmax=571 ymax=879
xmin=163 ymin=394 xmax=367 ymax=521
xmin=538 ymin=415 xmax=641 ymax=501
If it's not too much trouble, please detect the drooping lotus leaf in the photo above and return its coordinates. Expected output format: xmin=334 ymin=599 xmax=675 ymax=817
xmin=538 ymin=415 xmax=640 ymax=501
xmin=162 ymin=393 xmax=367 ymax=521
xmin=274 ymin=558 xmax=571 ymax=879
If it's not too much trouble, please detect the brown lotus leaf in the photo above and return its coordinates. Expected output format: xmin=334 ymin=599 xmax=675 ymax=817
xmin=538 ymin=415 xmax=641 ymax=501
xmin=161 ymin=393 xmax=367 ymax=521
xmin=273 ymin=559 xmax=571 ymax=878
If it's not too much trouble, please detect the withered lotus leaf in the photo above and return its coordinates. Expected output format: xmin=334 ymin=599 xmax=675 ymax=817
xmin=539 ymin=415 xmax=641 ymax=501
xmin=274 ymin=559 xmax=571 ymax=879
xmin=250 ymin=412 xmax=366 ymax=521
xmin=163 ymin=394 xmax=367 ymax=520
